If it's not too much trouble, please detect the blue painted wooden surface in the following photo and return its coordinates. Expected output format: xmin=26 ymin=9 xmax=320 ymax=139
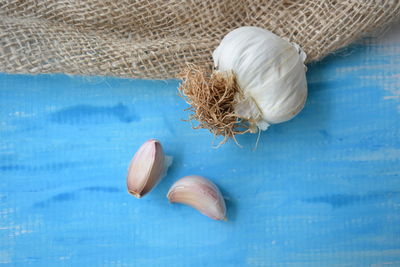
xmin=1 ymin=27 xmax=400 ymax=266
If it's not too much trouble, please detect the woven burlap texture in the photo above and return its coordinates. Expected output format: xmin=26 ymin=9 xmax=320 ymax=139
xmin=1 ymin=1 xmax=399 ymax=79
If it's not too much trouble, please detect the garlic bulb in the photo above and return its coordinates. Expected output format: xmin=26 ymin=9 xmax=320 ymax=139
xmin=167 ymin=175 xmax=226 ymax=221
xmin=213 ymin=26 xmax=307 ymax=130
xmin=127 ymin=139 xmax=172 ymax=198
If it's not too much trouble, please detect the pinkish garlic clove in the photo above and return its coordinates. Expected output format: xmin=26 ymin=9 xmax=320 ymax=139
xmin=127 ymin=139 xmax=172 ymax=198
xmin=167 ymin=175 xmax=227 ymax=221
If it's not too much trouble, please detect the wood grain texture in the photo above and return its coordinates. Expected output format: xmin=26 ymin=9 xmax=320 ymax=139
xmin=0 ymin=25 xmax=399 ymax=267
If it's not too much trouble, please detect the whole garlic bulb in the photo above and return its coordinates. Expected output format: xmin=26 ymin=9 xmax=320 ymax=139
xmin=213 ymin=26 xmax=308 ymax=130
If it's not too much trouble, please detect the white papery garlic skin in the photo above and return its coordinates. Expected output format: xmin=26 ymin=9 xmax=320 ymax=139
xmin=213 ymin=26 xmax=308 ymax=130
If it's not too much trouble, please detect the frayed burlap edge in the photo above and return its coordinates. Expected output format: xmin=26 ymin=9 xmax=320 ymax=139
xmin=1 ymin=1 xmax=399 ymax=79
xmin=178 ymin=64 xmax=253 ymax=146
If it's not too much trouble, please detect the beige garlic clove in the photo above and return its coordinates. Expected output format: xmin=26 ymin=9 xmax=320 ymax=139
xmin=167 ymin=175 xmax=227 ymax=221
xmin=127 ymin=139 xmax=172 ymax=198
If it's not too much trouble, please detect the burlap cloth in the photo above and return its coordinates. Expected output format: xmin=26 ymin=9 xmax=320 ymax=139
xmin=1 ymin=1 xmax=399 ymax=79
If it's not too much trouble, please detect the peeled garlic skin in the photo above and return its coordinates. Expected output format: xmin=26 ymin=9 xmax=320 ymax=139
xmin=167 ymin=175 xmax=226 ymax=221
xmin=127 ymin=139 xmax=165 ymax=198
xmin=213 ymin=26 xmax=307 ymax=128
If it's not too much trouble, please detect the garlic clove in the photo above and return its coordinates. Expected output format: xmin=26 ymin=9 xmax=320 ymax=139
xmin=167 ymin=175 xmax=226 ymax=221
xmin=127 ymin=139 xmax=171 ymax=198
